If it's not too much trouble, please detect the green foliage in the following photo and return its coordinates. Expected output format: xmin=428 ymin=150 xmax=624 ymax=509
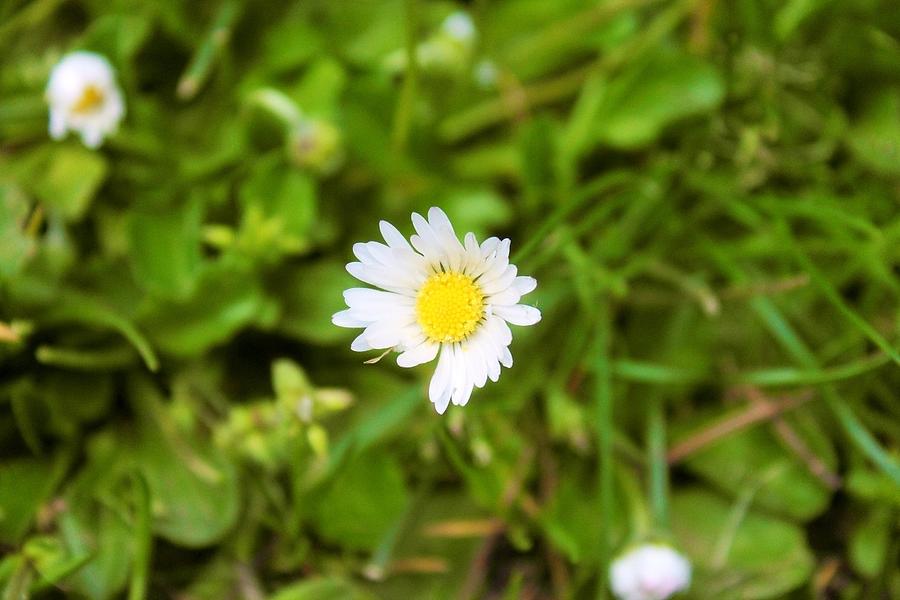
xmin=2 ymin=0 xmax=900 ymax=598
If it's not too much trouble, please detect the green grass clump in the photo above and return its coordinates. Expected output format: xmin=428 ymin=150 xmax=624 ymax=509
xmin=1 ymin=0 xmax=899 ymax=598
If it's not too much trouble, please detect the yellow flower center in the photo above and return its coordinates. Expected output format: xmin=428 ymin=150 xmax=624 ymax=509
xmin=416 ymin=271 xmax=484 ymax=343
xmin=72 ymin=85 xmax=104 ymax=114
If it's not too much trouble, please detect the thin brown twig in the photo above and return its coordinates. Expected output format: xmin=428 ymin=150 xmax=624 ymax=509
xmin=719 ymin=273 xmax=810 ymax=299
xmin=667 ymin=390 xmax=814 ymax=464
xmin=743 ymin=387 xmax=842 ymax=490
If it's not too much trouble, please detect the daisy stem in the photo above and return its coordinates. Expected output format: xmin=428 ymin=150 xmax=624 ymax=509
xmin=593 ymin=300 xmax=614 ymax=599
xmin=647 ymin=395 xmax=669 ymax=531
xmin=392 ymin=0 xmax=420 ymax=154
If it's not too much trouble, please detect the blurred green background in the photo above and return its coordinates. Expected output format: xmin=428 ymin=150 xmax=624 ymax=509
xmin=2 ymin=0 xmax=900 ymax=598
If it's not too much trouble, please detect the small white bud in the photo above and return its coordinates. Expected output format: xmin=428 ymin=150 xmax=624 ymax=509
xmin=610 ymin=544 xmax=691 ymax=600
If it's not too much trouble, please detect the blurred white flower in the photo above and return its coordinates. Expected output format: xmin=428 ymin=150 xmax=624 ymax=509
xmin=442 ymin=11 xmax=476 ymax=44
xmin=46 ymin=51 xmax=124 ymax=149
xmin=332 ymin=207 xmax=541 ymax=414
xmin=474 ymin=59 xmax=499 ymax=89
xmin=610 ymin=544 xmax=691 ymax=600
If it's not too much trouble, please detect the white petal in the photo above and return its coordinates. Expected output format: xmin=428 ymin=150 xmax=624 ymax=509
xmin=396 ymin=340 xmax=439 ymax=368
xmin=486 ymin=356 xmax=501 ymax=382
xmin=465 ymin=340 xmax=488 ymax=388
xmin=499 ymin=346 xmax=513 ymax=368
xmin=494 ymin=304 xmax=542 ymax=326
xmin=332 ymin=309 xmax=367 ymax=328
xmin=486 ymin=315 xmax=513 ymax=346
xmin=81 ymin=126 xmax=103 ymax=149
xmin=346 ymin=262 xmax=417 ymax=295
xmin=361 ymin=318 xmax=418 ymax=349
xmin=480 ymin=237 xmax=500 ymax=256
xmin=452 ymin=378 xmax=474 ymax=406
xmin=450 ymin=345 xmax=474 ymax=406
xmin=496 ymin=238 xmax=511 ymax=260
xmin=352 ymin=242 xmax=375 ymax=264
xmin=468 ymin=237 xmax=501 ymax=278
xmin=351 ymin=332 xmax=373 ymax=352
xmin=49 ymin=110 xmax=67 ymax=139
xmin=513 ymin=276 xmax=537 ymax=296
xmin=429 ymin=345 xmax=453 ymax=406
xmin=343 ymin=288 xmax=414 ymax=310
xmin=427 ymin=207 xmax=464 ymax=271
xmin=380 ymin=220 xmax=412 ymax=251
xmin=433 ymin=387 xmax=452 ymax=414
xmin=462 ymin=232 xmax=482 ymax=274
xmin=481 ymin=265 xmax=518 ymax=295
xmin=477 ymin=255 xmax=511 ymax=288
xmin=487 ymin=287 xmax=521 ymax=306
xmin=410 ymin=212 xmax=445 ymax=263
xmin=364 ymin=241 xmax=396 ymax=266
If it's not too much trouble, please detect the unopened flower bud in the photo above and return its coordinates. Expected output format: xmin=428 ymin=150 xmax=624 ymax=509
xmin=287 ymin=118 xmax=344 ymax=175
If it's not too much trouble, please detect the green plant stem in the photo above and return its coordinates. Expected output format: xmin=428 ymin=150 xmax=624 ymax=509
xmin=647 ymin=396 xmax=668 ymax=531
xmin=707 ymin=237 xmax=900 ymax=484
xmin=176 ymin=0 xmax=239 ymax=100
xmin=392 ymin=0 xmax=419 ymax=154
xmin=593 ymin=301 xmax=614 ymax=599
xmin=36 ymin=344 xmax=138 ymax=370
xmin=512 ymin=170 xmax=632 ymax=265
xmin=41 ymin=294 xmax=159 ymax=372
xmin=775 ymin=219 xmax=900 ymax=365
xmin=440 ymin=0 xmax=694 ymax=142
xmin=128 ymin=473 xmax=152 ymax=600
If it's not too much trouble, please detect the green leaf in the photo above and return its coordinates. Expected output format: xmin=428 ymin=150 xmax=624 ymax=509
xmin=59 ymin=504 xmax=132 ymax=600
xmin=277 ymin=259 xmax=356 ymax=344
xmin=23 ymin=535 xmax=92 ymax=593
xmin=80 ymin=13 xmax=153 ymax=63
xmin=849 ymin=506 xmax=892 ymax=578
xmin=680 ymin=423 xmax=831 ymax=521
xmin=58 ymin=430 xmax=133 ymax=600
xmin=271 ymin=577 xmax=376 ymax=600
xmin=311 ymin=449 xmax=409 ymax=551
xmin=260 ymin=11 xmax=324 ymax=74
xmin=593 ymin=52 xmax=724 ymax=149
xmin=672 ymin=488 xmax=815 ymax=599
xmin=14 ymin=145 xmax=108 ymax=221
xmin=38 ymin=371 xmax=114 ymax=435
xmin=0 ymin=458 xmax=56 ymax=545
xmin=774 ymin=0 xmax=832 ymax=40
xmin=142 ymin=266 xmax=274 ymax=356
xmin=239 ymin=155 xmax=317 ymax=257
xmin=291 ymin=58 xmax=347 ymax=116
xmin=129 ymin=199 xmax=203 ymax=300
xmin=846 ymin=87 xmax=900 ymax=176
xmin=539 ymin=469 xmax=610 ymax=564
xmin=128 ymin=375 xmax=240 ymax=547
xmin=0 ymin=183 xmax=35 ymax=280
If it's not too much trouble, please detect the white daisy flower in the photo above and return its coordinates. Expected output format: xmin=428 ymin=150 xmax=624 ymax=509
xmin=332 ymin=207 xmax=541 ymax=414
xmin=610 ymin=544 xmax=692 ymax=600
xmin=46 ymin=51 xmax=125 ymax=149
